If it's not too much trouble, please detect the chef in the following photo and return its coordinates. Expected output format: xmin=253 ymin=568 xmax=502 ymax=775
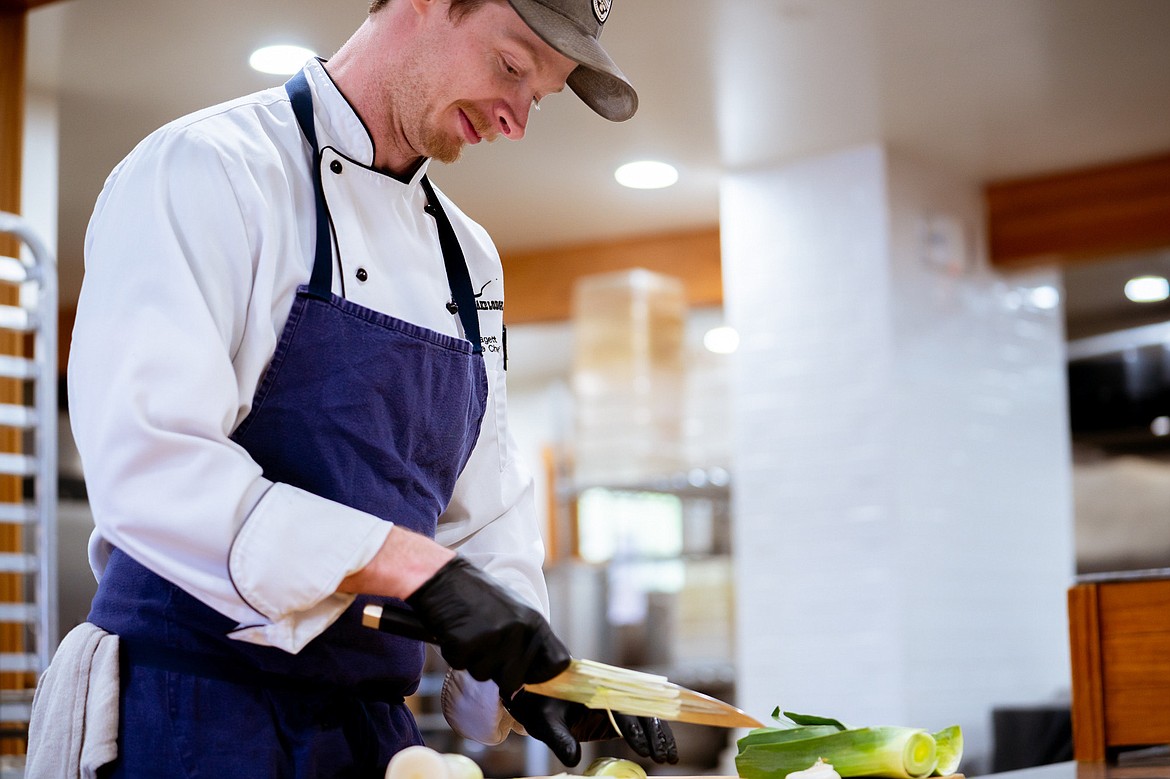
xmin=50 ymin=0 xmax=678 ymax=775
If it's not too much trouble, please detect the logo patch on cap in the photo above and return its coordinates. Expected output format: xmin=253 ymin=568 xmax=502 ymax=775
xmin=593 ymin=0 xmax=611 ymax=25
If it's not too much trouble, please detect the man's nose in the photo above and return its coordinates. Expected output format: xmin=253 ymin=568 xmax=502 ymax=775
xmin=495 ymin=98 xmax=530 ymax=141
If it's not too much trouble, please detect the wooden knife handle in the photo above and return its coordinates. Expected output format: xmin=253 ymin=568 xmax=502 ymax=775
xmin=361 ymin=603 xmax=437 ymax=644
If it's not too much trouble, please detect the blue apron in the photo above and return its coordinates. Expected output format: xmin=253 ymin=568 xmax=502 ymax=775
xmin=87 ymin=70 xmax=490 ymax=777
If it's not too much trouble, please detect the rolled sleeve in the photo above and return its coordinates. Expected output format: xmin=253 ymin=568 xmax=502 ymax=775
xmin=227 ymin=483 xmax=392 ymax=651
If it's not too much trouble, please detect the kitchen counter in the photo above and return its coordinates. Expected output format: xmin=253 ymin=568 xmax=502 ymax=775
xmin=947 ymin=749 xmax=1170 ymax=779
xmin=518 ymin=754 xmax=1170 ymax=778
xmin=976 ymin=756 xmax=1170 ymax=779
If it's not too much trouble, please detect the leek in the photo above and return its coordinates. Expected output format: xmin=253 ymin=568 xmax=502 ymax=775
xmin=777 ymin=709 xmax=849 ymax=729
xmin=738 ymin=725 xmax=844 ymax=750
xmin=931 ymin=726 xmax=963 ymax=776
xmin=740 ymin=710 xmax=963 ymax=778
xmin=524 ymin=659 xmax=683 ymax=720
xmin=736 ymin=726 xmax=939 ymax=779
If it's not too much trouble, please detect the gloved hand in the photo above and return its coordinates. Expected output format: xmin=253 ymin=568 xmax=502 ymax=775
xmin=503 ymin=689 xmax=679 ymax=768
xmin=406 ymin=557 xmax=571 ymax=694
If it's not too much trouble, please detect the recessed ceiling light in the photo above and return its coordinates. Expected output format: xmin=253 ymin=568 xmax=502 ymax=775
xmin=249 ymin=45 xmax=317 ymax=76
xmin=615 ymin=160 xmax=678 ymax=190
xmin=703 ymin=325 xmax=740 ymax=354
xmin=1124 ymin=275 xmax=1170 ymax=303
xmin=1027 ymin=285 xmax=1060 ymax=310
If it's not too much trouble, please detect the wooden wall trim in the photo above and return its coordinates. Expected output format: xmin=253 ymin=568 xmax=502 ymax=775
xmin=501 ymin=226 xmax=722 ymax=324
xmin=1068 ymin=583 xmax=1106 ymax=762
xmin=0 ymin=10 xmax=22 ymax=229
xmin=987 ymin=151 xmax=1170 ymax=268
xmin=0 ymin=1 xmax=62 ymax=12
xmin=58 ymin=228 xmax=723 ymax=372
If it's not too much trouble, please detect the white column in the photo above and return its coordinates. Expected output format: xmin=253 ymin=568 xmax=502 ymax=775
xmin=722 ymin=144 xmax=1074 ymax=772
xmin=21 ymin=91 xmax=59 ymax=263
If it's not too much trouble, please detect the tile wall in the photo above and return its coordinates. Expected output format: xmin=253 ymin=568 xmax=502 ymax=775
xmin=721 ymin=144 xmax=1074 ymax=772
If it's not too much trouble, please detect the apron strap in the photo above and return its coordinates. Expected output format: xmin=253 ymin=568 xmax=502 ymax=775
xmin=284 ymin=69 xmax=483 ymax=354
xmin=285 ymin=69 xmax=334 ymax=300
xmin=419 ymin=176 xmax=483 ymax=355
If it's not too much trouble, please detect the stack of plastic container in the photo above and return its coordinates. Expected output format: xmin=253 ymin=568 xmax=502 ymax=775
xmin=571 ymin=269 xmax=687 ymax=486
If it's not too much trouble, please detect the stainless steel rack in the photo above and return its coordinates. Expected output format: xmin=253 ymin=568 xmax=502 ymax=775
xmin=0 ymin=212 xmax=58 ymax=741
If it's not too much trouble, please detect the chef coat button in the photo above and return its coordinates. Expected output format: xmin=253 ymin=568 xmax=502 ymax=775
xmin=330 ymin=160 xmax=343 ymax=174
xmin=356 ymin=267 xmax=369 ymax=282
xmin=446 ymin=301 xmax=459 ymax=314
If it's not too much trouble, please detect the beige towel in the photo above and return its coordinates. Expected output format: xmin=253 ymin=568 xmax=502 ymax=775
xmin=25 ymin=622 xmax=119 ymax=779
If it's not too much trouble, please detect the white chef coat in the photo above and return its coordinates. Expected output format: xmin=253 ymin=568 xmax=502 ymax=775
xmin=68 ymin=60 xmax=547 ymax=723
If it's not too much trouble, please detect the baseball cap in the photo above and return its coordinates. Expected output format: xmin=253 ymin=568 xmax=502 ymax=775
xmin=504 ymin=0 xmax=638 ymax=121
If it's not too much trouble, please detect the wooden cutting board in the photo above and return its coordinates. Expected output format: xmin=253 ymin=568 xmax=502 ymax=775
xmin=519 ymin=774 xmax=966 ymax=778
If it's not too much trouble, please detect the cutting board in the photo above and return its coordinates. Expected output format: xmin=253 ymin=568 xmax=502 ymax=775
xmin=519 ymin=774 xmax=966 ymax=778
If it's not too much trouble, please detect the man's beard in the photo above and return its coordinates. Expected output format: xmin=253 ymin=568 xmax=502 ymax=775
xmin=421 ymin=101 xmax=494 ymax=164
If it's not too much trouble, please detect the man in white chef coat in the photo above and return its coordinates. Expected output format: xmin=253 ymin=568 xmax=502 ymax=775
xmin=38 ymin=0 xmax=678 ymax=775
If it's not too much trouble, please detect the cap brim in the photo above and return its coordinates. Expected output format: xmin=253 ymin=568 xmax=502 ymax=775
xmin=505 ymin=0 xmax=638 ymax=121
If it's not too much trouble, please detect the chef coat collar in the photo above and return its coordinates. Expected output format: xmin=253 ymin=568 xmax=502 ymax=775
xmin=301 ymin=58 xmax=433 ymax=189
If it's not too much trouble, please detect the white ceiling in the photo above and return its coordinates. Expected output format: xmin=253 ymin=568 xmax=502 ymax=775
xmin=25 ymin=0 xmax=1170 ymax=334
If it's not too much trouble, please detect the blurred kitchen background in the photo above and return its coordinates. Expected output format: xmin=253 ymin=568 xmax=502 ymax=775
xmin=3 ymin=0 xmax=1170 ymax=775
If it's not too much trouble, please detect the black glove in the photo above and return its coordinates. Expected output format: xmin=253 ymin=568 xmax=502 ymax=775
xmin=406 ymin=557 xmax=571 ymax=694
xmin=503 ymin=689 xmax=679 ymax=768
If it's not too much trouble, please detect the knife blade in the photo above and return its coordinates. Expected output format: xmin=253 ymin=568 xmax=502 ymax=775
xmin=362 ymin=602 xmax=762 ymax=729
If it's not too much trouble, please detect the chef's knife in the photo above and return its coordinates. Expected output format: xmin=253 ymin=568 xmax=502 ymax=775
xmin=362 ymin=602 xmax=762 ymax=729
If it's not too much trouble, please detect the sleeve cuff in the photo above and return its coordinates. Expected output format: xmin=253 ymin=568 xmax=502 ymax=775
xmin=228 ymin=482 xmax=392 ymax=624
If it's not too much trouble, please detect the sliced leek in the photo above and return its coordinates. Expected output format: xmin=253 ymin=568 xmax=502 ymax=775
xmin=931 ymin=726 xmax=963 ymax=776
xmin=525 ymin=659 xmax=683 ymax=720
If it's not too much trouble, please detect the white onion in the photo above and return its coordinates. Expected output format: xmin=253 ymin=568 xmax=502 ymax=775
xmin=442 ymin=753 xmax=483 ymax=779
xmin=385 ymin=745 xmax=449 ymax=779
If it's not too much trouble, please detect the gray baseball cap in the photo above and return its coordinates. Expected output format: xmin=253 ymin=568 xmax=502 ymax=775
xmin=505 ymin=0 xmax=638 ymax=121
